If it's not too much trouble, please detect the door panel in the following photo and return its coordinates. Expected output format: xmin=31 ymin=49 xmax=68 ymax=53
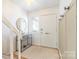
xmin=39 ymin=15 xmax=58 ymax=48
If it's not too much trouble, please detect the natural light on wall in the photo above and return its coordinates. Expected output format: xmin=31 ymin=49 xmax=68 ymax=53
xmin=26 ymin=0 xmax=34 ymax=6
xmin=33 ymin=17 xmax=39 ymax=32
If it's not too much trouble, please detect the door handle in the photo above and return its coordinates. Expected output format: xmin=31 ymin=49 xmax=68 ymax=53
xmin=45 ymin=32 xmax=49 ymax=34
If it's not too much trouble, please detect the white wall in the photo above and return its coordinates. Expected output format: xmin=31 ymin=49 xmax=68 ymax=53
xmin=2 ymin=0 xmax=28 ymax=54
xmin=29 ymin=8 xmax=58 ymax=16
xmin=59 ymin=0 xmax=72 ymax=15
xmin=28 ymin=8 xmax=59 ymax=48
xmin=2 ymin=23 xmax=16 ymax=54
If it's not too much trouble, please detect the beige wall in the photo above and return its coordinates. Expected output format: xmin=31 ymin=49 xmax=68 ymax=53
xmin=59 ymin=0 xmax=76 ymax=59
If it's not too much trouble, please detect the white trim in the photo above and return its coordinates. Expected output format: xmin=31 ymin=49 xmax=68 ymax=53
xmin=17 ymin=32 xmax=21 ymax=59
xmin=63 ymin=51 xmax=76 ymax=58
xmin=58 ymin=49 xmax=76 ymax=59
xmin=10 ymin=36 xmax=13 ymax=59
xmin=2 ymin=17 xmax=19 ymax=35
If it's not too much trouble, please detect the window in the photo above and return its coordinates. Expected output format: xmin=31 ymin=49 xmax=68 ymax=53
xmin=32 ymin=18 xmax=39 ymax=32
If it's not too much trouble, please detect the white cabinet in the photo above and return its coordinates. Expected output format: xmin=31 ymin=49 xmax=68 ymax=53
xmin=32 ymin=15 xmax=58 ymax=48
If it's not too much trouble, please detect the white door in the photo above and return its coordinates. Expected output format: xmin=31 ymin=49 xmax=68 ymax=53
xmin=32 ymin=15 xmax=58 ymax=48
xmin=39 ymin=15 xmax=58 ymax=48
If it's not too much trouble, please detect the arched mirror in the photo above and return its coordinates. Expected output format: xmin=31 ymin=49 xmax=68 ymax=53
xmin=16 ymin=18 xmax=28 ymax=35
xmin=16 ymin=18 xmax=32 ymax=52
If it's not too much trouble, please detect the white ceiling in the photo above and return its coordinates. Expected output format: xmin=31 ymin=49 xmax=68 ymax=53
xmin=10 ymin=0 xmax=60 ymax=12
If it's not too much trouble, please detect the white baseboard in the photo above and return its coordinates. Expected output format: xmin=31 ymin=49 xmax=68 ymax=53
xmin=32 ymin=44 xmax=58 ymax=49
xmin=63 ymin=51 xmax=76 ymax=58
xmin=57 ymin=49 xmax=76 ymax=59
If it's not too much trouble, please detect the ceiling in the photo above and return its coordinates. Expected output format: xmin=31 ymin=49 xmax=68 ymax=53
xmin=10 ymin=0 xmax=60 ymax=12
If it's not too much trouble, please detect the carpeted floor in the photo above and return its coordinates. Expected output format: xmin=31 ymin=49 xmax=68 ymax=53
xmin=22 ymin=46 xmax=59 ymax=59
xmin=2 ymin=46 xmax=59 ymax=59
